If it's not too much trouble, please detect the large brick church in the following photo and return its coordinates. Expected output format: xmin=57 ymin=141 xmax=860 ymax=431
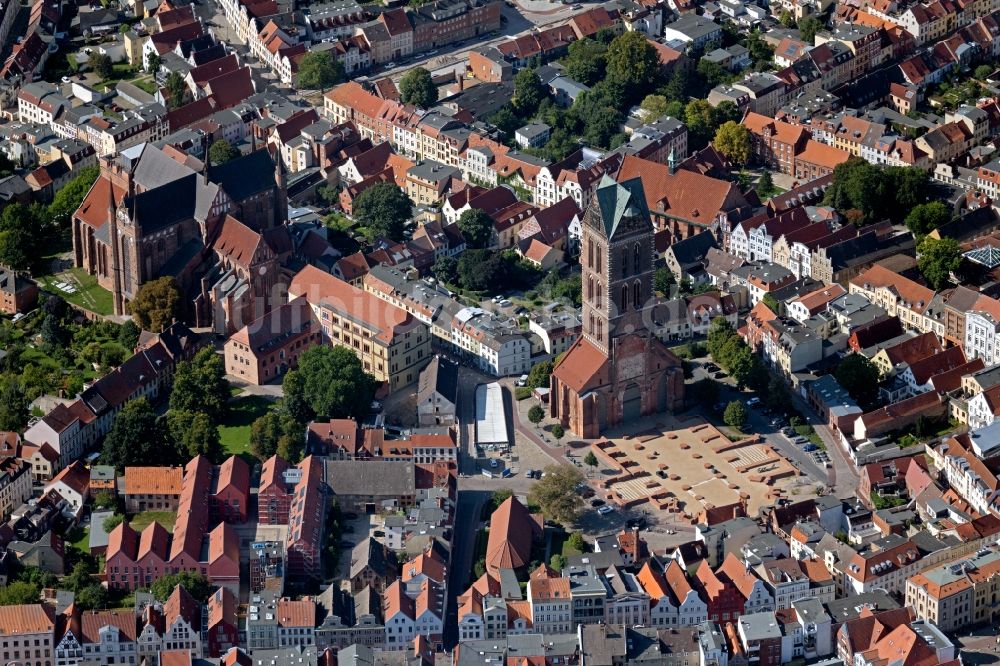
xmin=72 ymin=144 xmax=289 ymax=333
xmin=549 ymin=175 xmax=685 ymax=439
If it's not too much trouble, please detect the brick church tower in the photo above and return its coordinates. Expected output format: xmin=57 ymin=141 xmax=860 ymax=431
xmin=550 ymin=175 xmax=684 ymax=438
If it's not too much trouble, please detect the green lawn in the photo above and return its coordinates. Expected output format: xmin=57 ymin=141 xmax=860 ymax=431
xmin=129 ymin=511 xmax=176 ymax=532
xmin=68 ymin=526 xmax=90 ymax=551
xmin=218 ymin=395 xmax=275 ymax=457
xmin=37 ymin=268 xmax=114 ymax=316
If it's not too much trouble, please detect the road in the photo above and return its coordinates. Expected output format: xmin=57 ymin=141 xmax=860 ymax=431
xmin=443 ymin=489 xmax=488 ymax=649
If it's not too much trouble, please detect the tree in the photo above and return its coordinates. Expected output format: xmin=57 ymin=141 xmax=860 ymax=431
xmin=526 ymin=360 xmax=553 ymax=390
xmin=488 ymin=488 xmax=514 ymax=513
xmin=549 ymin=553 xmax=566 ymax=571
xmin=40 ymin=313 xmax=68 ymax=347
xmin=75 ymin=584 xmax=109 ymax=610
xmin=250 ymin=411 xmax=284 ymax=460
xmin=489 ymin=107 xmax=521 ymax=137
xmin=169 ymin=347 xmax=229 ymax=420
xmin=697 ymin=58 xmax=730 ymax=89
xmin=432 ymin=255 xmax=459 ymax=285
xmin=149 ymin=573 xmax=213 ymax=604
xmin=583 ymin=451 xmax=598 ymax=469
xmin=296 ymin=345 xmax=377 ymax=421
xmin=353 ymin=182 xmax=412 ymax=242
xmin=399 ymin=67 xmax=438 ymax=108
xmin=528 ymin=404 xmax=545 ymax=424
xmin=281 ymin=369 xmax=311 ymax=424
xmin=563 ymin=38 xmax=608 ymax=86
xmin=551 ymin=423 xmax=565 ymax=440
xmin=762 ymin=293 xmax=780 ymax=314
xmin=779 ymin=9 xmax=796 ymax=27
xmin=606 ymin=30 xmax=660 ymax=98
xmin=684 ymin=99 xmax=719 ymax=149
xmin=706 ymin=316 xmax=737 ymax=360
xmin=89 ymin=52 xmax=113 ymax=79
xmin=758 ymin=170 xmax=775 ymax=198
xmin=0 ymin=581 xmax=41 ymax=606
xmin=164 ymin=71 xmax=190 ymax=110
xmin=297 ymin=50 xmax=343 ymax=90
xmin=567 ymin=531 xmax=589 ymax=553
xmin=0 ymin=378 xmax=28 ymax=431
xmin=0 ymin=203 xmax=44 ymax=266
xmin=528 ymin=464 xmax=584 ymax=525
xmin=145 ymin=51 xmax=162 ymax=73
xmin=118 ymin=320 xmax=141 ymax=349
xmin=513 ymin=68 xmax=547 ymax=116
xmin=167 ymin=410 xmax=222 ymax=461
xmin=49 ymin=166 xmax=99 ymax=226
xmin=714 ymin=121 xmax=751 ymax=166
xmin=835 ymin=353 xmax=881 ymax=408
xmin=798 ymin=16 xmax=824 ymax=43
xmin=94 ymin=491 xmax=117 ymax=510
xmin=724 ymin=401 xmax=748 ymax=429
xmin=457 ymin=249 xmax=506 ymax=292
xmin=917 ymin=236 xmax=963 ymax=290
xmin=208 ymin=139 xmax=240 ymax=165
xmin=640 ymin=94 xmax=671 ymax=123
xmin=103 ymin=514 xmax=124 ymax=533
xmin=976 ymin=64 xmax=994 ymax=80
xmin=905 ymin=201 xmax=951 ymax=236
xmin=130 ymin=277 xmax=182 ymax=332
xmin=653 ymin=267 xmax=675 ymax=295
xmin=102 ymin=398 xmax=167 ymax=470
xmin=457 ymin=208 xmax=493 ymax=249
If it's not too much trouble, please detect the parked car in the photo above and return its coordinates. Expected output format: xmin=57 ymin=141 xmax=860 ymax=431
xmin=803 ymin=443 xmax=819 ymax=452
xmin=490 ymin=458 xmax=500 ymax=468
xmin=516 ymin=374 xmax=529 ymax=387
xmin=597 ymin=505 xmax=614 ymax=515
xmin=705 ymin=363 xmax=719 ymax=372
xmin=746 ymin=397 xmax=761 ymax=407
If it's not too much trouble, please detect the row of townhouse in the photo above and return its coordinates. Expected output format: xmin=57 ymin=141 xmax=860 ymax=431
xmin=0 ymin=587 xmax=218 ymax=666
xmin=17 ymin=82 xmax=171 ymax=158
xmin=361 ymin=263 xmax=535 ymax=376
xmin=22 ymin=323 xmax=200 ymax=471
xmin=105 ymin=456 xmax=242 ymax=594
xmin=324 ymin=81 xmax=689 ymax=210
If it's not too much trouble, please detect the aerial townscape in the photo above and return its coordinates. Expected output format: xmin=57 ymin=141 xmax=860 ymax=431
xmin=11 ymin=0 xmax=1000 ymax=663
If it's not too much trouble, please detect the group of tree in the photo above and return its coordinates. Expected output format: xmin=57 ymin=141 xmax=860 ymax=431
xmin=706 ymin=317 xmax=767 ymax=391
xmin=834 ymin=353 xmax=881 ymax=410
xmin=249 ymin=345 xmax=378 ymax=463
xmin=456 ymin=208 xmax=493 ymax=249
xmin=88 ymin=51 xmax=113 ymax=79
xmin=723 ymin=401 xmax=748 ymax=429
xmin=297 ymin=51 xmax=344 ymax=91
xmin=0 ymin=166 xmax=99 ymax=272
xmin=352 ymin=182 xmax=414 ymax=242
xmin=164 ymin=72 xmax=191 ymax=110
xmin=823 ymin=158 xmax=932 ymax=225
xmin=713 ymin=121 xmax=751 ymax=166
xmin=101 ymin=347 xmax=229 ymax=469
xmin=399 ymin=67 xmax=439 ymax=108
xmin=528 ymin=464 xmax=585 ymax=525
xmin=129 ymin=277 xmax=183 ymax=333
xmin=433 ymin=248 xmax=541 ymax=295
xmin=208 ymin=139 xmax=241 ymax=165
xmin=917 ymin=236 xmax=964 ymax=291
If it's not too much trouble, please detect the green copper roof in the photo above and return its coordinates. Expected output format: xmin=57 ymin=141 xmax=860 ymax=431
xmin=594 ymin=174 xmax=651 ymax=239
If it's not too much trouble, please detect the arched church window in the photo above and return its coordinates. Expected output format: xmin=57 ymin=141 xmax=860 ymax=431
xmin=633 ymin=280 xmax=641 ymax=308
xmin=634 ymin=243 xmax=642 ymax=274
xmin=621 ymin=284 xmax=629 ymax=311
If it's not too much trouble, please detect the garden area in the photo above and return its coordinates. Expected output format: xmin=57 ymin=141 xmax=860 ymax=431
xmin=218 ymin=393 xmax=277 ymax=460
xmin=37 ymin=267 xmax=114 ymax=316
